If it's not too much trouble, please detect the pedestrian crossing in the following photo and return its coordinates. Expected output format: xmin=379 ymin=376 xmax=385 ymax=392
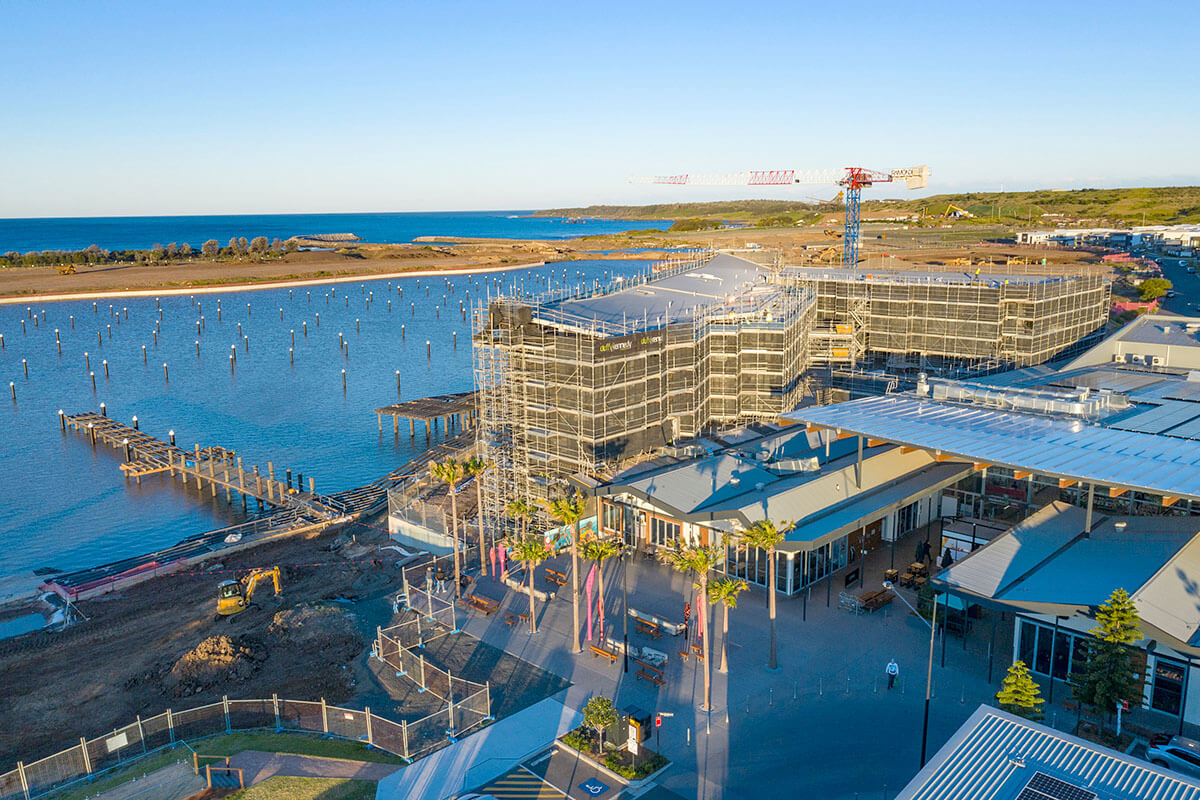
xmin=477 ymin=765 xmax=567 ymax=798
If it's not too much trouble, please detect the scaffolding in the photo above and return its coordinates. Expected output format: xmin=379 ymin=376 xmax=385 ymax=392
xmin=782 ymin=267 xmax=1111 ymax=375
xmin=472 ymin=254 xmax=815 ymax=526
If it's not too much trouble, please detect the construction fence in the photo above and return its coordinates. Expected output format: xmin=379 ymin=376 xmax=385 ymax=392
xmin=375 ymin=573 xmax=493 ymax=754
xmin=0 ymin=691 xmax=486 ymax=800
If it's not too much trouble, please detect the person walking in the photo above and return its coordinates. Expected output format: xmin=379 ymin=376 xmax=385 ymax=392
xmin=886 ymin=659 xmax=900 ymax=690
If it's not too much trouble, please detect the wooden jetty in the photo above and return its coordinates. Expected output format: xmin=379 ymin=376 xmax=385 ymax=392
xmin=375 ymin=390 xmax=477 ymax=437
xmin=63 ymin=411 xmax=338 ymax=519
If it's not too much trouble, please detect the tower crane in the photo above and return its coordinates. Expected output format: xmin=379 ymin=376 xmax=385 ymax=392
xmin=630 ymin=165 xmax=930 ymax=266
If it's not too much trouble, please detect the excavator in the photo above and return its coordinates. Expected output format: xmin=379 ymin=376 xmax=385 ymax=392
xmin=216 ymin=567 xmax=282 ymax=617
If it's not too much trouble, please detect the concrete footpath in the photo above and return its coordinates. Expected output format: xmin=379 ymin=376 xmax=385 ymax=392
xmin=228 ymin=750 xmax=402 ymax=785
xmin=376 ymin=696 xmax=583 ymax=800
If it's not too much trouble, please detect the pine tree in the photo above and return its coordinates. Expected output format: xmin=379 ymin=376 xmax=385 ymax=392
xmin=1071 ymin=588 xmax=1144 ymax=735
xmin=996 ymin=660 xmax=1045 ymax=720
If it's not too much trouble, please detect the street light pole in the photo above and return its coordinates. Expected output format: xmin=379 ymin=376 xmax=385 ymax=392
xmin=885 ymin=580 xmax=937 ymax=768
xmin=622 ymin=545 xmax=630 ymax=673
xmin=923 ymin=592 xmax=938 ymax=767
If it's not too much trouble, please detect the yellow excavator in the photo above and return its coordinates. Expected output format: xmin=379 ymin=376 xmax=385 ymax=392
xmin=216 ymin=567 xmax=282 ymax=617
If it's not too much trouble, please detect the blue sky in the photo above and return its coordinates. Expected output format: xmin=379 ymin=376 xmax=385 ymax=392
xmin=2 ymin=0 xmax=1197 ymax=217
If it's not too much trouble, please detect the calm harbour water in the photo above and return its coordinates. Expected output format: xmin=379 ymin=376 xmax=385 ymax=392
xmin=0 ymin=258 xmax=649 ymax=599
xmin=0 ymin=211 xmax=669 ymax=253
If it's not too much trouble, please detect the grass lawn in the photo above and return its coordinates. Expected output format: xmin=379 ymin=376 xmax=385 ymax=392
xmin=228 ymin=776 xmax=376 ymax=800
xmin=193 ymin=730 xmax=406 ymax=765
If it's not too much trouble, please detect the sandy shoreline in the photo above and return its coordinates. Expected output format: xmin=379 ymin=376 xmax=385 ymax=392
xmin=0 ymin=260 xmax=547 ymax=305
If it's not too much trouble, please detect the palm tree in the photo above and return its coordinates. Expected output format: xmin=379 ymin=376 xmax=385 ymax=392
xmin=580 ymin=536 xmax=620 ymax=642
xmin=430 ymin=458 xmax=466 ymax=598
xmin=742 ymin=519 xmax=788 ymax=670
xmin=463 ymin=455 xmax=492 ymax=577
xmin=664 ymin=541 xmax=723 ymax=711
xmin=544 ymin=491 xmax=586 ymax=654
xmin=708 ymin=576 xmax=748 ymax=674
xmin=509 ymin=534 xmax=551 ymax=633
xmin=504 ymin=498 xmax=535 ymax=581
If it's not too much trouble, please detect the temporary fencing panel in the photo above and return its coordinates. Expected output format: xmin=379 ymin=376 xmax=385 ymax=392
xmin=16 ymin=742 xmax=89 ymax=798
xmin=324 ymin=706 xmax=369 ymax=742
xmin=454 ymin=685 xmax=491 ymax=735
xmin=278 ymin=700 xmax=324 ymax=732
xmin=370 ymin=715 xmax=409 ymax=761
xmin=169 ymin=702 xmax=226 ymax=741
xmin=226 ymin=699 xmax=275 ymax=731
xmin=405 ymin=707 xmax=451 ymax=759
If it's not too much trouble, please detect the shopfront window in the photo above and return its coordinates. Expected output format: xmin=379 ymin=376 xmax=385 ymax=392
xmin=1020 ymin=618 xmax=1091 ymax=684
xmin=602 ymin=501 xmax=622 ymax=535
xmin=649 ymin=516 xmax=680 ymax=547
xmin=1152 ymin=659 xmax=1185 ymax=716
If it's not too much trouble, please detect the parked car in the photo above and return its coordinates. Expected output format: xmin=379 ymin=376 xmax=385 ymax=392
xmin=1148 ymin=734 xmax=1200 ymax=777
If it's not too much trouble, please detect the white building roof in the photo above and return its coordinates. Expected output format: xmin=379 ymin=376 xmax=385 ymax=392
xmin=783 ymin=393 xmax=1200 ymax=501
xmin=898 ymin=705 xmax=1200 ymax=800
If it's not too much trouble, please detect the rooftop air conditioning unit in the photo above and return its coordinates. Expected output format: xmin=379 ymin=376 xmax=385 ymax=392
xmin=1151 ymin=355 xmax=1166 ymax=366
xmin=1131 ymin=354 xmax=1145 ymax=364
xmin=1112 ymin=353 xmax=1126 ymax=364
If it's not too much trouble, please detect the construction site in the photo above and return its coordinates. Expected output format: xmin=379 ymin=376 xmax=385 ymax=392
xmin=472 ymin=252 xmax=817 ymax=521
xmin=470 ymin=246 xmax=1114 ymax=527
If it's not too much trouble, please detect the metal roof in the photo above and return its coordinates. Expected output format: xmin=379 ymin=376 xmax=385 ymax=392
xmin=783 ymin=394 xmax=1200 ymax=501
xmin=935 ymin=505 xmax=1200 ymax=647
xmin=897 ymin=705 xmax=1200 ymax=800
xmin=935 ymin=503 xmax=1088 ymax=600
xmin=541 ymin=253 xmax=776 ymax=330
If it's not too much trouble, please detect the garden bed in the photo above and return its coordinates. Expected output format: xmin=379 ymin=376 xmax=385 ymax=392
xmin=558 ymin=726 xmax=669 ymax=785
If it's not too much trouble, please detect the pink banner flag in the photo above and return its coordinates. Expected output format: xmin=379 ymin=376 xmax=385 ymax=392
xmin=499 ymin=545 xmax=507 ymax=578
xmin=490 ymin=546 xmax=497 ymax=580
xmin=584 ymin=564 xmax=597 ymax=642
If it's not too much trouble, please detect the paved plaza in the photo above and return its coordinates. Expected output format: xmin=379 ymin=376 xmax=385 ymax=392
xmin=452 ymin=525 xmax=1017 ymax=800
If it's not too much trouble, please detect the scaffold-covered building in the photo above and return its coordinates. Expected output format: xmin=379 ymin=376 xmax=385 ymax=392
xmin=473 ymin=253 xmax=816 ymax=520
xmin=783 ymin=265 xmax=1111 ymax=375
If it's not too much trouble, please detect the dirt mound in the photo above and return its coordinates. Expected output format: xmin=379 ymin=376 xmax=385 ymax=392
xmin=169 ymin=635 xmax=263 ymax=695
xmin=269 ymin=605 xmax=359 ymax=649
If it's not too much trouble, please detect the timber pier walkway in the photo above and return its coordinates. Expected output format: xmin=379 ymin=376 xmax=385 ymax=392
xmin=45 ymin=407 xmax=472 ymax=601
xmin=62 ymin=411 xmax=338 ymax=519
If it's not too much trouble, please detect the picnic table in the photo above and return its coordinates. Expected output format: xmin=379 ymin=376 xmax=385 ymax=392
xmin=857 ymin=588 xmax=894 ymax=613
xmin=634 ymin=619 xmax=662 ymax=639
xmin=635 ymin=659 xmax=665 ymax=687
xmin=544 ymin=567 xmax=568 ymax=586
xmin=464 ymin=593 xmax=499 ymax=615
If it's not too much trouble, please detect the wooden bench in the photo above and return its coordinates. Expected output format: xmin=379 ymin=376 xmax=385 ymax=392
xmin=504 ymin=613 xmax=517 ymax=627
xmin=545 ymin=568 xmax=567 ymax=586
xmin=519 ymin=611 xmax=530 ymax=624
xmin=634 ymin=619 xmax=662 ymax=639
xmin=635 ymin=660 xmax=665 ymax=687
xmin=589 ymin=644 xmax=619 ymax=663
xmin=465 ymin=594 xmax=499 ymax=615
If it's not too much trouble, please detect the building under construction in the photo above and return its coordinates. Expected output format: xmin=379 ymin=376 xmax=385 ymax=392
xmin=473 ymin=253 xmax=816 ymax=522
xmin=784 ymin=265 xmax=1111 ymax=376
xmin=473 ymin=252 xmax=1112 ymax=526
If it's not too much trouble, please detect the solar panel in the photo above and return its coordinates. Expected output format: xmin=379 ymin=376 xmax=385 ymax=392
xmin=1014 ymin=771 xmax=1098 ymax=800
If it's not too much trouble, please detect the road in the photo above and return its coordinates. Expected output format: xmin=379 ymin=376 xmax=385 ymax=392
xmin=1136 ymin=250 xmax=1197 ymax=314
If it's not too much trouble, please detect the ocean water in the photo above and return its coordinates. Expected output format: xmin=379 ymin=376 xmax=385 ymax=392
xmin=0 ymin=211 xmax=670 ymax=254
xmin=0 ymin=259 xmax=650 ymax=598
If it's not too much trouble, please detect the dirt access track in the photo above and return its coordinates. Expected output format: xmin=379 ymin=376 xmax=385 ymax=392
xmin=0 ymin=522 xmax=406 ymax=767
